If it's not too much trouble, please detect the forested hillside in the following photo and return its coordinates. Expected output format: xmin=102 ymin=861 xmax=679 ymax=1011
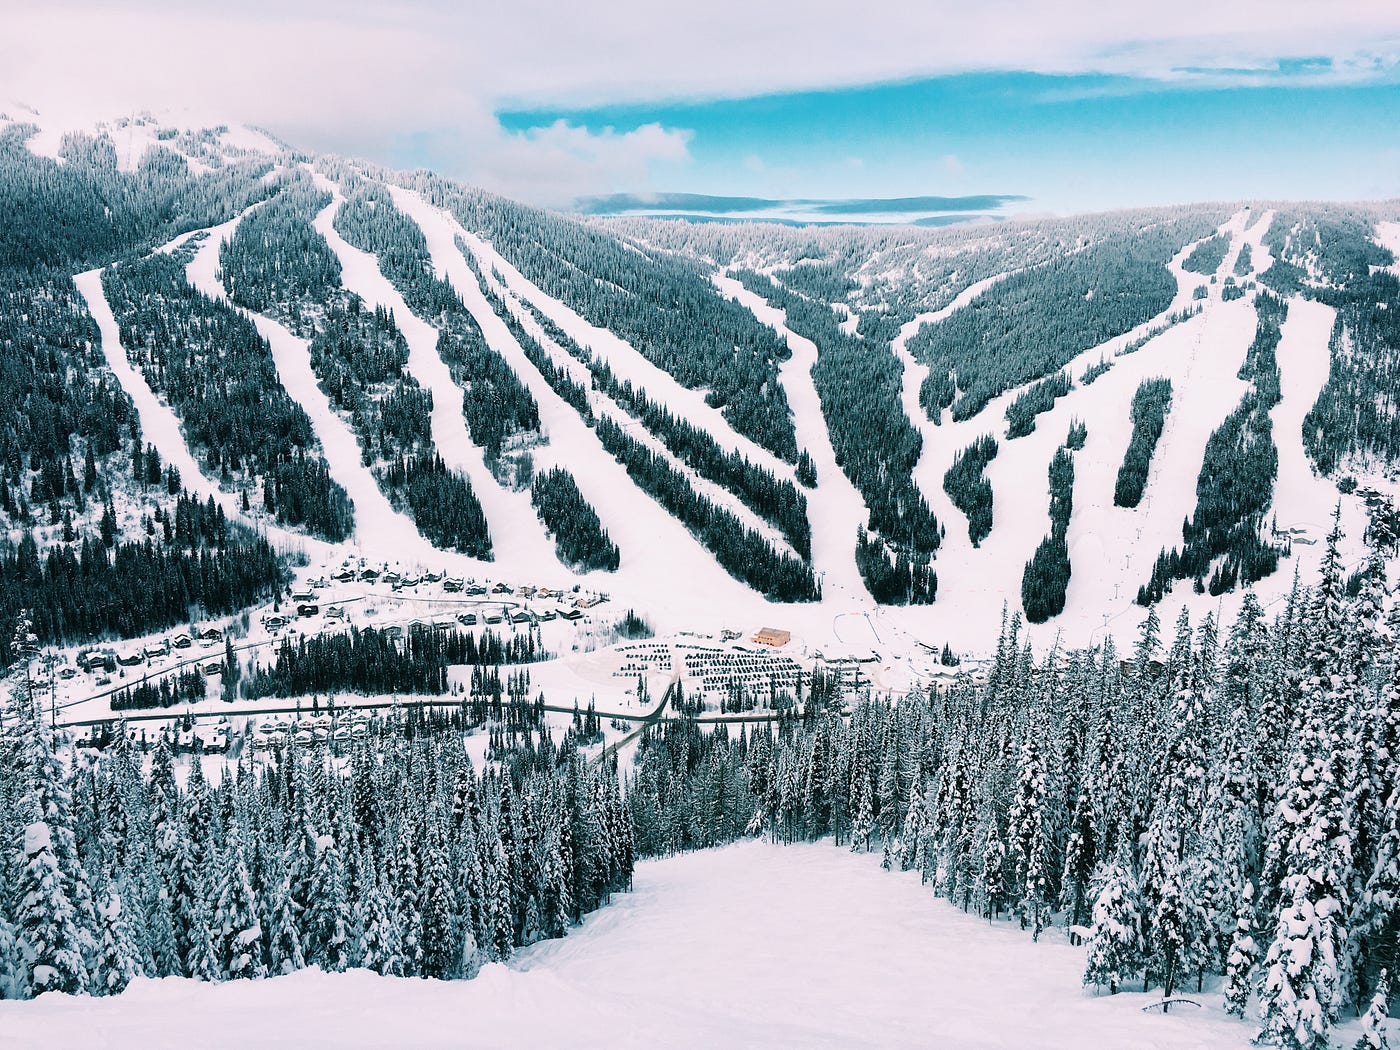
xmin=0 ymin=114 xmax=1397 ymax=638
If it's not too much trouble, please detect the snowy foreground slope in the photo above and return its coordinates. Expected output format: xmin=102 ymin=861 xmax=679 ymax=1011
xmin=0 ymin=841 xmax=1265 ymax=1050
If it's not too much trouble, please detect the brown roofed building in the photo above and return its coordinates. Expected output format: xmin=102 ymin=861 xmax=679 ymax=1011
xmin=752 ymin=627 xmax=791 ymax=647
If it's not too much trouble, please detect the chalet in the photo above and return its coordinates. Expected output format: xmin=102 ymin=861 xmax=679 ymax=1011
xmin=57 ymin=666 xmax=77 ymax=680
xmin=511 ymin=610 xmax=532 ymax=625
xmin=383 ymin=625 xmax=404 ymax=640
xmin=143 ymin=641 xmax=169 ymax=659
xmin=296 ymin=604 xmax=319 ymax=617
xmin=539 ymin=609 xmax=557 ymax=622
xmin=116 ymin=651 xmax=145 ymax=667
xmin=484 ymin=611 xmax=503 ymax=625
xmin=263 ymin=614 xmax=290 ymax=630
xmin=720 ymin=629 xmax=741 ymax=642
xmin=171 ymin=633 xmax=192 ymax=650
xmin=442 ymin=577 xmax=464 ymax=593
xmin=359 ymin=567 xmax=380 ymax=581
xmin=520 ymin=585 xmax=537 ymax=598
xmin=752 ymin=627 xmax=791 ymax=648
xmin=464 ymin=583 xmax=487 ymax=597
xmin=492 ymin=582 xmax=513 ymax=595
xmin=333 ymin=569 xmax=358 ymax=582
xmin=291 ymin=590 xmax=316 ymax=604
xmin=457 ymin=612 xmax=478 ymax=626
xmin=399 ymin=574 xmax=421 ymax=588
xmin=434 ymin=620 xmax=455 ymax=632
xmin=422 ymin=570 xmax=443 ymax=583
xmin=560 ymin=608 xmax=584 ymax=622
xmin=197 ymin=626 xmax=223 ymax=642
xmin=80 ymin=648 xmax=116 ymax=672
xmin=202 ymin=661 xmax=223 ymax=676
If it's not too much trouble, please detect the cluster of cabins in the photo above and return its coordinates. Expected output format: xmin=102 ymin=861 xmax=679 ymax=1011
xmin=69 ymin=625 xmax=227 ymax=683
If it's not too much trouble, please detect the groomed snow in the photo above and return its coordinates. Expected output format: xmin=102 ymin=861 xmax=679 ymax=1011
xmin=182 ymin=205 xmax=445 ymax=568
xmin=715 ymin=274 xmax=872 ymax=611
xmin=0 ymin=841 xmax=1258 ymax=1050
xmin=71 ymin=265 xmax=324 ymax=562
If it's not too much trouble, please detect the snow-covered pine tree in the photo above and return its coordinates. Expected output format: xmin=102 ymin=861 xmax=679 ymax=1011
xmin=1354 ymin=968 xmax=1392 ymax=1050
xmin=209 ymin=841 xmax=266 ymax=980
xmin=13 ymin=807 xmax=89 ymax=996
xmin=1223 ymin=880 xmax=1259 ymax=1016
xmin=92 ymin=886 xmax=144 ymax=995
xmin=1083 ymin=849 xmax=1144 ymax=995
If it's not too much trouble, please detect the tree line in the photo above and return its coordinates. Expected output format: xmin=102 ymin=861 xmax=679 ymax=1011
xmin=0 ymin=667 xmax=632 ymax=998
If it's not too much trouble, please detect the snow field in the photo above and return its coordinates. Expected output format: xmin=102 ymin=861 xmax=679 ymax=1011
xmin=0 ymin=841 xmax=1260 ymax=1050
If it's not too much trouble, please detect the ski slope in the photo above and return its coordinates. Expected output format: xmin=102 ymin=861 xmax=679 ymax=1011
xmin=71 ymin=265 xmax=324 ymax=561
xmin=0 ymin=841 xmax=1261 ymax=1050
xmin=462 ymin=251 xmax=801 ymax=560
xmin=183 ymin=207 xmax=445 ymax=569
xmin=445 ymin=206 xmax=795 ymax=484
xmin=307 ymin=174 xmax=562 ymax=576
xmin=388 ymin=185 xmax=773 ymax=622
xmin=715 ymin=274 xmax=872 ymax=610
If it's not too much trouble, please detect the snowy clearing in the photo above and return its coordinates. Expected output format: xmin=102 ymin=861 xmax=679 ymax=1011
xmin=0 ymin=841 xmax=1259 ymax=1050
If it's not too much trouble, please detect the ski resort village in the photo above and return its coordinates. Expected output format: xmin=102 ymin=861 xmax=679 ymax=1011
xmin=4 ymin=10 xmax=1400 ymax=1043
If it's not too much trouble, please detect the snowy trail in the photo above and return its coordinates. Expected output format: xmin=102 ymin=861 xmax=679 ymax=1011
xmin=71 ymin=266 xmax=323 ymax=561
xmin=716 ymin=275 xmax=871 ymax=609
xmin=853 ymin=213 xmax=1256 ymax=640
xmin=182 ymin=207 xmax=443 ymax=569
xmin=1220 ymin=208 xmax=1273 ymax=281
xmin=306 ymin=176 xmax=560 ymax=576
xmin=1269 ymin=298 xmax=1371 ymax=575
xmin=888 ymin=270 xmax=1015 ymax=537
xmin=0 ymin=841 xmax=1256 ymax=1050
xmin=468 ymin=257 xmax=802 ymax=560
xmin=388 ymin=186 xmax=770 ymax=617
xmin=441 ymin=211 xmax=795 ymax=483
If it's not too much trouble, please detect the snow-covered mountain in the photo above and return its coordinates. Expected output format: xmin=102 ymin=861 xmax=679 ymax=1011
xmin=3 ymin=107 xmax=1398 ymax=663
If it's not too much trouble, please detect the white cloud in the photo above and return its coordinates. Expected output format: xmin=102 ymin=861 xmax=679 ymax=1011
xmin=4 ymin=0 xmax=1399 ymax=201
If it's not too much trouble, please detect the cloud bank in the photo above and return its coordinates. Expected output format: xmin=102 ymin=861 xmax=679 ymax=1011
xmin=4 ymin=0 xmax=1399 ymax=203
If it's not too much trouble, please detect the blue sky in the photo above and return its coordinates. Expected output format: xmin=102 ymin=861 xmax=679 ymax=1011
xmin=492 ymin=71 xmax=1400 ymax=216
xmin=10 ymin=0 xmax=1400 ymax=214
